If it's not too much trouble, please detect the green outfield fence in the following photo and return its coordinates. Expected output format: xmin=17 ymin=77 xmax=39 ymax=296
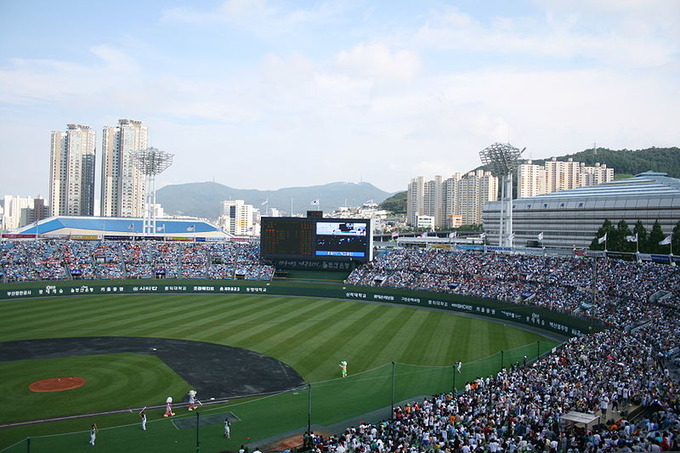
xmin=1 ymin=341 xmax=555 ymax=453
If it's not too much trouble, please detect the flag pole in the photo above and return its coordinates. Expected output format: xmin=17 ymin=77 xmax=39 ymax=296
xmin=671 ymin=234 xmax=675 ymax=266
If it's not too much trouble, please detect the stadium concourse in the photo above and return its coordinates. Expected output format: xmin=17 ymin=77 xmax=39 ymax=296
xmin=1 ymin=241 xmax=679 ymax=451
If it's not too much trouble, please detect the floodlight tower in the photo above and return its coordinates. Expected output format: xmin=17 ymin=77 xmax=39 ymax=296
xmin=130 ymin=147 xmax=174 ymax=235
xmin=479 ymin=143 xmax=524 ymax=247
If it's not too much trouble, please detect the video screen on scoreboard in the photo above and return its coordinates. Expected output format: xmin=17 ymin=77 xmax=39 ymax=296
xmin=314 ymin=221 xmax=368 ymax=258
xmin=260 ymin=217 xmax=373 ymax=263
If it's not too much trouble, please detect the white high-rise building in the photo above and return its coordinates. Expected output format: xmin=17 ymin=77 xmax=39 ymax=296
xmin=517 ymin=158 xmax=615 ymax=199
xmin=517 ymin=161 xmax=547 ymax=198
xmin=423 ymin=176 xmax=443 ymax=228
xmin=579 ymin=162 xmax=614 ymax=187
xmin=2 ymin=195 xmax=34 ymax=230
xmin=458 ymin=170 xmax=498 ymax=226
xmin=442 ymin=173 xmax=462 ymax=228
xmin=406 ymin=176 xmax=425 ymax=226
xmin=100 ymin=119 xmax=148 ymax=217
xmin=49 ymin=124 xmax=96 ymax=217
xmin=407 ymin=171 xmax=498 ymax=228
xmin=545 ymin=158 xmax=581 ymax=193
xmin=221 ymin=200 xmax=255 ymax=236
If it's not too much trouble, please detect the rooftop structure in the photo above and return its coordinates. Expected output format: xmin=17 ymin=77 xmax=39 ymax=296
xmin=11 ymin=216 xmax=230 ymax=239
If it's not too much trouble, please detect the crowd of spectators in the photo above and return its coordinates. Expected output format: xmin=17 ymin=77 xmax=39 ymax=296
xmin=0 ymin=239 xmax=275 ymax=282
xmin=326 ymin=248 xmax=680 ymax=452
xmin=1 ymin=240 xmax=679 ymax=451
xmin=345 ymin=249 xmax=680 ymax=326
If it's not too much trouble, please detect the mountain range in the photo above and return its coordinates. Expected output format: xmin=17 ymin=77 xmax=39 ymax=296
xmin=156 ymin=181 xmax=395 ymax=219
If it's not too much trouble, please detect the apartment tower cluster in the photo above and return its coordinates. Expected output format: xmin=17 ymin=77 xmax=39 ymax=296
xmin=517 ymin=158 xmax=614 ymax=198
xmin=407 ymin=158 xmax=614 ymax=230
xmin=48 ymin=119 xmax=149 ymax=218
xmin=407 ymin=170 xmax=498 ymax=229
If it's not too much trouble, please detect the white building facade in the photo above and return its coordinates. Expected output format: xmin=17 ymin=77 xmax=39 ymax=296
xmin=49 ymin=124 xmax=96 ymax=217
xmin=221 ymin=200 xmax=256 ymax=236
xmin=2 ymin=195 xmax=33 ymax=230
xmin=100 ymin=119 xmax=148 ymax=217
xmin=408 ymin=171 xmax=498 ymax=228
xmin=518 ymin=158 xmax=614 ymax=199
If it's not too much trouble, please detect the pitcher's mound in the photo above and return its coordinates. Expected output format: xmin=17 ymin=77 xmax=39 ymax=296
xmin=29 ymin=377 xmax=85 ymax=392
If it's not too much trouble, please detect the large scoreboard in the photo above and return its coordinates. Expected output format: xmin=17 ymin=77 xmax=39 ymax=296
xmin=260 ymin=216 xmax=373 ymax=270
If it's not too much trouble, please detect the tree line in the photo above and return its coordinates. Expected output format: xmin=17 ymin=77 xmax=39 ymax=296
xmin=589 ymin=219 xmax=679 ymax=254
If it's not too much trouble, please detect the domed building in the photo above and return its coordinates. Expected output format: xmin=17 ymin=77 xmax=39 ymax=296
xmin=482 ymin=171 xmax=680 ymax=250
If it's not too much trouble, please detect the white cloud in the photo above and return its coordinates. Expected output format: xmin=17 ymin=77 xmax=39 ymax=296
xmin=0 ymin=45 xmax=140 ymax=106
xmin=0 ymin=0 xmax=678 ymax=197
xmin=335 ymin=42 xmax=421 ymax=80
xmin=412 ymin=3 xmax=679 ymax=68
xmin=161 ymin=0 xmax=343 ymax=37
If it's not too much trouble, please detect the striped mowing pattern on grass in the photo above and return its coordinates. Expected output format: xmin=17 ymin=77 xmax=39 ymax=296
xmin=0 ymin=293 xmax=558 ymax=451
xmin=0 ymin=293 xmax=551 ymax=384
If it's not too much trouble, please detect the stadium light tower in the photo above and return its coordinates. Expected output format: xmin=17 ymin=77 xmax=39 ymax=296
xmin=479 ymin=143 xmax=524 ymax=247
xmin=130 ymin=147 xmax=174 ymax=235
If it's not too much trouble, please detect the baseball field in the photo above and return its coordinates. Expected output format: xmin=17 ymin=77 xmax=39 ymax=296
xmin=0 ymin=291 xmax=560 ymax=452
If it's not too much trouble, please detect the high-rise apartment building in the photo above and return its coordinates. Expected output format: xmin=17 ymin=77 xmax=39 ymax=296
xmin=457 ymin=170 xmax=498 ymax=226
xmin=517 ymin=161 xmax=547 ymax=198
xmin=545 ymin=158 xmax=581 ymax=193
xmin=442 ymin=173 xmax=462 ymax=228
xmin=406 ymin=176 xmax=425 ymax=226
xmin=423 ymin=176 xmax=443 ymax=228
xmin=221 ymin=200 xmax=255 ymax=236
xmin=100 ymin=119 xmax=148 ymax=217
xmin=517 ymin=158 xmax=614 ymax=199
xmin=407 ymin=171 xmax=498 ymax=228
xmin=579 ymin=162 xmax=614 ymax=187
xmin=49 ymin=124 xmax=96 ymax=217
xmin=2 ymin=195 xmax=32 ymax=230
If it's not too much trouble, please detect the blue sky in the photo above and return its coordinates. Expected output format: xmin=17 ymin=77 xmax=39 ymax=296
xmin=1 ymin=0 xmax=678 ymax=198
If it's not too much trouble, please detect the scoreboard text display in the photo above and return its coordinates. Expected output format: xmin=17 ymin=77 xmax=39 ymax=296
xmin=260 ymin=217 xmax=373 ymax=265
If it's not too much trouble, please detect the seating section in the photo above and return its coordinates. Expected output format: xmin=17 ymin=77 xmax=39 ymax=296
xmin=0 ymin=240 xmax=275 ymax=281
xmin=1 ymin=241 xmax=678 ymax=450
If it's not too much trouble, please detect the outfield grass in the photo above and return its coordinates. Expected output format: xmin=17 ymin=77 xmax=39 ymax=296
xmin=0 ymin=293 xmax=559 ymax=451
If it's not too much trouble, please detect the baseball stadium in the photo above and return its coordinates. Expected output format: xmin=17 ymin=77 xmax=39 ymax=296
xmin=0 ymin=226 xmax=678 ymax=452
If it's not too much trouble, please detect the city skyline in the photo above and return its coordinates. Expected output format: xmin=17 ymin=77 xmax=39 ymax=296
xmin=1 ymin=0 xmax=679 ymax=198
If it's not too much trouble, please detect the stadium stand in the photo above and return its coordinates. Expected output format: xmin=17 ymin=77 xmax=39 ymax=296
xmin=0 ymin=240 xmax=274 ymax=282
xmin=331 ymin=249 xmax=680 ymax=452
xmin=0 ymin=241 xmax=678 ymax=451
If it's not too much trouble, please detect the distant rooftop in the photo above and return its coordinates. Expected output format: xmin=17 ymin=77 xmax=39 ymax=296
xmin=528 ymin=171 xmax=680 ymax=200
xmin=15 ymin=216 xmax=229 ymax=238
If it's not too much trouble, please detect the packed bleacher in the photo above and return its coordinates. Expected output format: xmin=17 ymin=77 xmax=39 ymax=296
xmin=1 ymin=241 xmax=678 ymax=450
xmin=0 ymin=240 xmax=275 ymax=282
xmin=333 ymin=248 xmax=680 ymax=452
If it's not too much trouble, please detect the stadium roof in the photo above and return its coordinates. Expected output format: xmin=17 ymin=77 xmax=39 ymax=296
xmin=15 ymin=216 xmax=231 ymax=239
xmin=529 ymin=171 xmax=680 ymax=200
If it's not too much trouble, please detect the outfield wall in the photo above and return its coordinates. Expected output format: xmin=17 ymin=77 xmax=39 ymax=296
xmin=0 ymin=279 xmax=603 ymax=338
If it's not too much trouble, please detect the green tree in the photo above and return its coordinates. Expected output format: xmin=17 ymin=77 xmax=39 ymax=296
xmin=589 ymin=219 xmax=615 ymax=250
xmin=632 ymin=220 xmax=649 ymax=253
xmin=647 ymin=220 xmax=666 ymax=254
xmin=614 ymin=219 xmax=633 ymax=253
xmin=672 ymin=221 xmax=680 ymax=256
xmin=379 ymin=191 xmax=406 ymax=214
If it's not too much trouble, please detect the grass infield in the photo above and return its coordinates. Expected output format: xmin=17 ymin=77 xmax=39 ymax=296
xmin=0 ymin=354 xmax=190 ymax=424
xmin=0 ymin=293 xmax=559 ymax=452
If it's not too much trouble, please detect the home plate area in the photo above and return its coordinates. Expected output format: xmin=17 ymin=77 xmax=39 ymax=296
xmin=173 ymin=411 xmax=240 ymax=429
